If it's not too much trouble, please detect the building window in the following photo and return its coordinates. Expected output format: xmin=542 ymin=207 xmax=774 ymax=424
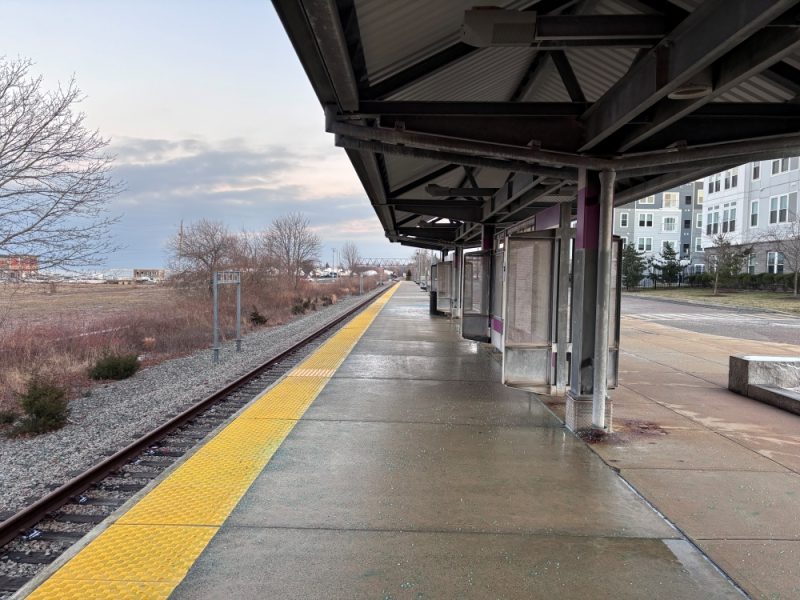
xmin=621 ymin=236 xmax=628 ymax=248
xmin=767 ymin=251 xmax=785 ymax=274
xmin=724 ymin=171 xmax=731 ymax=189
xmin=663 ymin=216 xmax=676 ymax=232
xmin=697 ymin=189 xmax=704 ymax=205
xmin=707 ymin=211 xmax=719 ymax=235
xmin=747 ymin=253 xmax=757 ymax=275
xmin=696 ymin=213 xmax=703 ymax=228
xmin=693 ymin=264 xmax=705 ymax=274
xmin=752 ymin=163 xmax=760 ymax=180
xmin=771 ymin=157 xmax=799 ymax=175
xmin=637 ymin=237 xmax=652 ymax=252
xmin=750 ymin=201 xmax=759 ymax=227
xmin=714 ymin=174 xmax=721 ymax=192
xmin=685 ymin=195 xmax=692 ymax=205
xmin=663 ymin=192 xmax=679 ymax=208
xmin=683 ymin=219 xmax=691 ymax=229
xmin=620 ymin=213 xmax=628 ymax=227
xmin=639 ymin=212 xmax=653 ymax=227
xmin=694 ymin=237 xmax=703 ymax=252
xmin=640 ymin=195 xmax=655 ymax=205
xmin=682 ymin=243 xmax=690 ymax=256
xmin=770 ymin=194 xmax=790 ymax=224
xmin=707 ymin=181 xmax=713 ymax=194
xmin=721 ymin=203 xmax=736 ymax=233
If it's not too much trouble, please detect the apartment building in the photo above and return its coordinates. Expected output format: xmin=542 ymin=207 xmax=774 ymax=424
xmin=701 ymin=159 xmax=799 ymax=274
xmin=613 ymin=181 xmax=706 ymax=273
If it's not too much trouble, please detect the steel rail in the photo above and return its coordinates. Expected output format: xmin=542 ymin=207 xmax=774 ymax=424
xmin=0 ymin=283 xmax=396 ymax=548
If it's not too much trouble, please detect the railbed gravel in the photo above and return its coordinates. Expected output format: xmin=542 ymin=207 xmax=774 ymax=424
xmin=0 ymin=287 xmax=385 ymax=516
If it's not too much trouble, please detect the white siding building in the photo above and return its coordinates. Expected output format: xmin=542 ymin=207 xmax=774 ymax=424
xmin=613 ymin=181 xmax=705 ymax=274
xmin=701 ymin=158 xmax=799 ymax=274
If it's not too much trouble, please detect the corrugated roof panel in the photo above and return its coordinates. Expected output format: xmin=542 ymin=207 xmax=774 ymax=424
xmin=592 ymin=0 xmax=640 ymax=15
xmin=395 ymin=165 xmax=466 ymax=199
xmin=383 ymin=154 xmax=447 ymax=191
xmin=524 ymin=58 xmax=571 ymax=102
xmin=389 ymin=47 xmax=536 ymax=101
xmin=716 ymin=74 xmax=794 ymax=103
xmin=565 ymin=47 xmax=637 ymax=102
xmin=355 ymin=0 xmax=529 ymax=84
xmin=781 ymin=51 xmax=800 ymax=71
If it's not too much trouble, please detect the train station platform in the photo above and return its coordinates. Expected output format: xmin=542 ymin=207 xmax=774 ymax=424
xmin=23 ymin=282 xmax=743 ymax=599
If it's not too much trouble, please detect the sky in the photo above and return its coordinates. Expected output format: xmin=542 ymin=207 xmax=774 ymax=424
xmin=2 ymin=0 xmax=406 ymax=269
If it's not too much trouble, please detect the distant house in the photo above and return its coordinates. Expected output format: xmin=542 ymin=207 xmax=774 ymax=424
xmin=133 ymin=268 xmax=166 ymax=282
xmin=0 ymin=255 xmax=39 ymax=279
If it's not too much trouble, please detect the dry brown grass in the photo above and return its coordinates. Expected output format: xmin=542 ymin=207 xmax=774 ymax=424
xmin=0 ymin=277 xmax=378 ymax=410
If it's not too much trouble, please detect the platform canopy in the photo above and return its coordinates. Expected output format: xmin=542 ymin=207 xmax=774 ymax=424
xmin=273 ymin=0 xmax=800 ymax=250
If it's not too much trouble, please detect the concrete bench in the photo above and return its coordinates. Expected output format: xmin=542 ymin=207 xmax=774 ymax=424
xmin=729 ymin=355 xmax=800 ymax=415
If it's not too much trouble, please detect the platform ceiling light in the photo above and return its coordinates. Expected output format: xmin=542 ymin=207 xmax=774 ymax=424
xmin=667 ymin=69 xmax=713 ymax=100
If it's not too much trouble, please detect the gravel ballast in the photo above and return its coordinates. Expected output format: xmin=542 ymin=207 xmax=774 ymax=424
xmin=0 ymin=287 xmax=385 ymax=515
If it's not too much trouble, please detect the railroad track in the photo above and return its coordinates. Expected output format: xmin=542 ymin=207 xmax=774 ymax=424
xmin=0 ymin=284 xmax=394 ymax=597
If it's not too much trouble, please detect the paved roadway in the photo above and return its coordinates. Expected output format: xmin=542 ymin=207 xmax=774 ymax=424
xmin=621 ymin=295 xmax=800 ymax=345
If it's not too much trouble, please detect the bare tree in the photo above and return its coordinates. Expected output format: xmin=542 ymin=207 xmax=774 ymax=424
xmin=340 ymin=241 xmax=360 ymax=275
xmin=0 ymin=57 xmax=120 ymax=270
xmin=707 ymin=233 xmax=748 ymax=296
xmin=760 ymin=220 xmax=800 ymax=296
xmin=264 ymin=212 xmax=321 ymax=287
xmin=167 ymin=219 xmax=234 ymax=286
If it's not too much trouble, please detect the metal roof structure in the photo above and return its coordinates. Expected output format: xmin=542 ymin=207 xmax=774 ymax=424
xmin=273 ymin=0 xmax=800 ymax=250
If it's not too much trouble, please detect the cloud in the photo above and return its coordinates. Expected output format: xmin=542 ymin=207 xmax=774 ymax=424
xmin=101 ymin=137 xmax=406 ymax=267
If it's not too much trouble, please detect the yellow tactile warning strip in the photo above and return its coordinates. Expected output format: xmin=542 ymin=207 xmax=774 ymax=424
xmin=26 ymin=285 xmax=398 ymax=600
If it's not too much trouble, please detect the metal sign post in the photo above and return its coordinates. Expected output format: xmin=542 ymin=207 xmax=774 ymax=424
xmin=212 ymin=270 xmax=242 ymax=364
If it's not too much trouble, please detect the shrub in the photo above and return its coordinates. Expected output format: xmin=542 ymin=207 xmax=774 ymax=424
xmin=89 ymin=354 xmax=140 ymax=380
xmin=14 ymin=379 xmax=69 ymax=435
xmin=291 ymin=302 xmax=305 ymax=315
xmin=0 ymin=410 xmax=18 ymax=425
xmin=249 ymin=308 xmax=268 ymax=326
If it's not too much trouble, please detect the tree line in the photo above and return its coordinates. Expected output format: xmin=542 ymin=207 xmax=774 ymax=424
xmin=168 ymin=213 xmax=321 ymax=288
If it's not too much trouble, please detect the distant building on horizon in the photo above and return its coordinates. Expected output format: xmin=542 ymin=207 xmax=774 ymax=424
xmin=0 ymin=255 xmax=39 ymax=279
xmin=133 ymin=268 xmax=166 ymax=281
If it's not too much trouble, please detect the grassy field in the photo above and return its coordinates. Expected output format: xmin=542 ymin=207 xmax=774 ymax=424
xmin=0 ymin=283 xmax=171 ymax=328
xmin=0 ymin=278 xmax=373 ymax=413
xmin=625 ymin=287 xmax=800 ymax=314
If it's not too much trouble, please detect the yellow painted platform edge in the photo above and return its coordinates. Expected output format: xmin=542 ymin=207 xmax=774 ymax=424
xmin=19 ymin=283 xmax=398 ymax=600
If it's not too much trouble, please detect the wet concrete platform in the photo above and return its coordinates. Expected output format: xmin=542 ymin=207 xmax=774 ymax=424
xmin=172 ymin=282 xmax=742 ymax=599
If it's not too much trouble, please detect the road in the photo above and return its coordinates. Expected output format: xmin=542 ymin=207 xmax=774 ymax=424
xmin=621 ymin=295 xmax=800 ymax=345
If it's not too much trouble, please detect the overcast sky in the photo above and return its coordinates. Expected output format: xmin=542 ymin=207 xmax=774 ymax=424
xmin=3 ymin=0 xmax=405 ymax=269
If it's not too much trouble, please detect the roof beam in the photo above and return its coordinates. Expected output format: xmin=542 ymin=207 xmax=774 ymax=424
xmin=614 ymin=164 xmax=737 ymax=206
xmin=328 ymin=112 xmax=607 ymax=170
xmin=462 ymin=12 xmax=667 ymax=46
xmin=334 ymin=134 xmax=579 ymax=181
xmin=426 ymin=184 xmax=498 ymax=197
xmin=385 ymin=163 xmax=460 ymax=198
xmin=617 ymin=26 xmax=800 ymax=151
xmin=398 ymin=226 xmax=459 ymax=242
xmin=387 ymin=199 xmax=484 ymax=222
xmin=550 ymin=50 xmax=585 ymax=102
xmin=580 ymin=0 xmax=800 ymax=151
xmin=360 ymin=0 xmax=576 ymax=100
xmin=300 ymin=0 xmax=361 ymax=111
xmin=356 ymin=101 xmax=586 ymax=117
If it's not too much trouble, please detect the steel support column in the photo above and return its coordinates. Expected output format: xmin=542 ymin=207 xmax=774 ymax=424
xmin=555 ymin=203 xmax=572 ymax=396
xmin=454 ymin=245 xmax=464 ymax=319
xmin=566 ymin=169 xmax=608 ymax=431
xmin=591 ymin=170 xmax=616 ymax=429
